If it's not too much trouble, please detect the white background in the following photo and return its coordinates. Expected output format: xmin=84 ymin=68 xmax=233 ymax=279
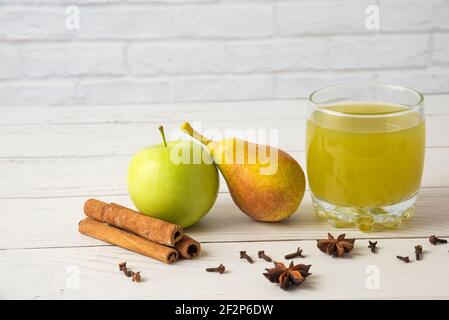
xmin=0 ymin=0 xmax=448 ymax=105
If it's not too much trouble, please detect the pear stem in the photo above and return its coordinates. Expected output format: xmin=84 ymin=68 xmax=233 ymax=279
xmin=158 ymin=125 xmax=168 ymax=147
xmin=180 ymin=122 xmax=211 ymax=145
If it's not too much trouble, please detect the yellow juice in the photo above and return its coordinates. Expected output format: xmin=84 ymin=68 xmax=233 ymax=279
xmin=306 ymin=102 xmax=425 ymax=208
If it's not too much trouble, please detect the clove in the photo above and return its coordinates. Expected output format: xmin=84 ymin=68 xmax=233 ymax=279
xmin=240 ymin=251 xmax=254 ymax=264
xmin=132 ymin=272 xmax=141 ymax=282
xmin=429 ymin=235 xmax=447 ymax=245
xmin=396 ymin=255 xmax=410 ymax=263
xmin=118 ymin=261 xmax=141 ymax=281
xmin=258 ymin=250 xmax=272 ymax=262
xmin=119 ymin=261 xmax=133 ymax=277
xmin=119 ymin=261 xmax=127 ymax=272
xmin=414 ymin=245 xmax=423 ymax=261
xmin=206 ymin=264 xmax=226 ymax=274
xmin=284 ymin=247 xmax=305 ymax=259
xmin=368 ymin=241 xmax=378 ymax=253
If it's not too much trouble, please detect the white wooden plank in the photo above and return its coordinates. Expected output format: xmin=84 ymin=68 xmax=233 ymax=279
xmin=1 ymin=97 xmax=448 ymax=300
xmin=0 ymin=112 xmax=447 ymax=158
xmin=1 ymin=237 xmax=448 ymax=299
xmin=1 ymin=188 xmax=448 ymax=250
xmin=0 ymin=100 xmax=306 ymax=126
xmin=0 ymin=94 xmax=447 ymax=126
xmin=1 ymin=147 xmax=447 ymax=199
xmin=0 ymin=119 xmax=303 ymax=158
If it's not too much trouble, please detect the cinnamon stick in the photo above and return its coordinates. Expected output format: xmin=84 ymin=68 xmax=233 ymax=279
xmin=175 ymin=235 xmax=201 ymax=259
xmin=79 ymin=218 xmax=178 ymax=264
xmin=84 ymin=199 xmax=183 ymax=247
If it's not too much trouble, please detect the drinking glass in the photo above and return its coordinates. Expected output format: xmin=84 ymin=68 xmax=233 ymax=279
xmin=306 ymin=83 xmax=425 ymax=231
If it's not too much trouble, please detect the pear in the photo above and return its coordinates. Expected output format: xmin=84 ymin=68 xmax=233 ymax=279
xmin=180 ymin=122 xmax=305 ymax=222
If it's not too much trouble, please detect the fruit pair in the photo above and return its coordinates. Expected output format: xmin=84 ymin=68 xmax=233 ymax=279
xmin=128 ymin=123 xmax=305 ymax=227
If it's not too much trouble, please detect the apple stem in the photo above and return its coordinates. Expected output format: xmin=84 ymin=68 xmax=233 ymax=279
xmin=158 ymin=125 xmax=168 ymax=147
xmin=180 ymin=122 xmax=211 ymax=145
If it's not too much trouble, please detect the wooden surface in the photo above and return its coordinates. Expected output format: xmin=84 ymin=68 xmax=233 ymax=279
xmin=1 ymin=96 xmax=448 ymax=299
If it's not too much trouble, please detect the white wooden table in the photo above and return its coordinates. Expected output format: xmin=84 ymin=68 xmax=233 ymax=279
xmin=1 ymin=96 xmax=449 ymax=299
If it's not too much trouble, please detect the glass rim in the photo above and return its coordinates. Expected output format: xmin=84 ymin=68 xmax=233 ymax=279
xmin=308 ymin=82 xmax=424 ymax=118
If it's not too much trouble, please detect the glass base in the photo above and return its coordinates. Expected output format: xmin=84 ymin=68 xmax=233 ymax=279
xmin=311 ymin=194 xmax=416 ymax=232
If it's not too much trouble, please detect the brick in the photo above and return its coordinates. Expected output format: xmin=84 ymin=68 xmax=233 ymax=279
xmin=227 ymin=39 xmax=332 ymax=73
xmin=271 ymin=39 xmax=332 ymax=71
xmin=275 ymin=73 xmax=378 ymax=99
xmin=375 ymin=69 xmax=449 ymax=94
xmin=174 ymin=6 xmax=274 ymax=38
xmin=0 ymin=81 xmax=77 ymax=106
xmin=0 ymin=8 xmax=70 ymax=40
xmin=0 ymin=45 xmax=22 ymax=80
xmin=227 ymin=42 xmax=274 ymax=73
xmin=174 ymin=76 xmax=274 ymax=101
xmin=1 ymin=1 xmax=119 ymax=3
xmin=278 ymin=69 xmax=449 ymax=99
xmin=77 ymin=8 xmax=175 ymax=39
xmin=380 ymin=0 xmax=449 ymax=31
xmin=129 ymin=0 xmax=214 ymax=2
xmin=77 ymin=79 xmax=175 ymax=104
xmin=129 ymin=39 xmax=339 ymax=76
xmin=276 ymin=1 xmax=375 ymax=36
xmin=22 ymin=43 xmax=125 ymax=78
xmin=433 ymin=34 xmax=449 ymax=65
xmin=128 ymin=43 xmax=228 ymax=75
xmin=228 ymin=34 xmax=429 ymax=73
xmin=328 ymin=35 xmax=430 ymax=70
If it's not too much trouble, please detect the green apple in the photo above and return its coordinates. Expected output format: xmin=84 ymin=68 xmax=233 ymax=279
xmin=127 ymin=126 xmax=219 ymax=228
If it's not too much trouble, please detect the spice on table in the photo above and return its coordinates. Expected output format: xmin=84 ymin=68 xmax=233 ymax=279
xmin=240 ymin=251 xmax=254 ymax=264
xmin=396 ymin=255 xmax=410 ymax=263
xmin=368 ymin=241 xmax=378 ymax=253
xmin=206 ymin=264 xmax=226 ymax=274
xmin=80 ymin=200 xmax=202 ymax=264
xmin=317 ymin=233 xmax=355 ymax=257
xmin=119 ymin=261 xmax=132 ymax=277
xmin=284 ymin=247 xmax=305 ymax=259
xmin=132 ymin=272 xmax=141 ymax=282
xmin=119 ymin=261 xmax=127 ymax=272
xmin=263 ymin=261 xmax=311 ymax=290
xmin=258 ymin=250 xmax=272 ymax=262
xmin=414 ymin=245 xmax=423 ymax=260
xmin=174 ymin=235 xmax=201 ymax=259
xmin=118 ymin=261 xmax=141 ymax=282
xmin=429 ymin=235 xmax=447 ymax=245
xmin=84 ymin=199 xmax=183 ymax=247
xmin=79 ymin=218 xmax=179 ymax=264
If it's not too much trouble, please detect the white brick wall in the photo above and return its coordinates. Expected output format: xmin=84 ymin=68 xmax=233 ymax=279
xmin=0 ymin=0 xmax=448 ymax=106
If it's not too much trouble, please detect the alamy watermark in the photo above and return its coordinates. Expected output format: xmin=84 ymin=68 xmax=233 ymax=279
xmin=65 ymin=5 xmax=80 ymax=30
xmin=365 ymin=265 xmax=380 ymax=290
xmin=365 ymin=5 xmax=380 ymax=30
xmin=167 ymin=122 xmax=280 ymax=176
xmin=65 ymin=265 xmax=80 ymax=290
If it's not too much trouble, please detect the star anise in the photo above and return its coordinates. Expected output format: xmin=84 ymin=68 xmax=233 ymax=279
xmin=317 ymin=233 xmax=355 ymax=257
xmin=263 ymin=261 xmax=311 ymax=290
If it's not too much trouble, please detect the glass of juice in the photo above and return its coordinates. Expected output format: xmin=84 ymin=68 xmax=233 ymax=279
xmin=306 ymin=83 xmax=425 ymax=231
